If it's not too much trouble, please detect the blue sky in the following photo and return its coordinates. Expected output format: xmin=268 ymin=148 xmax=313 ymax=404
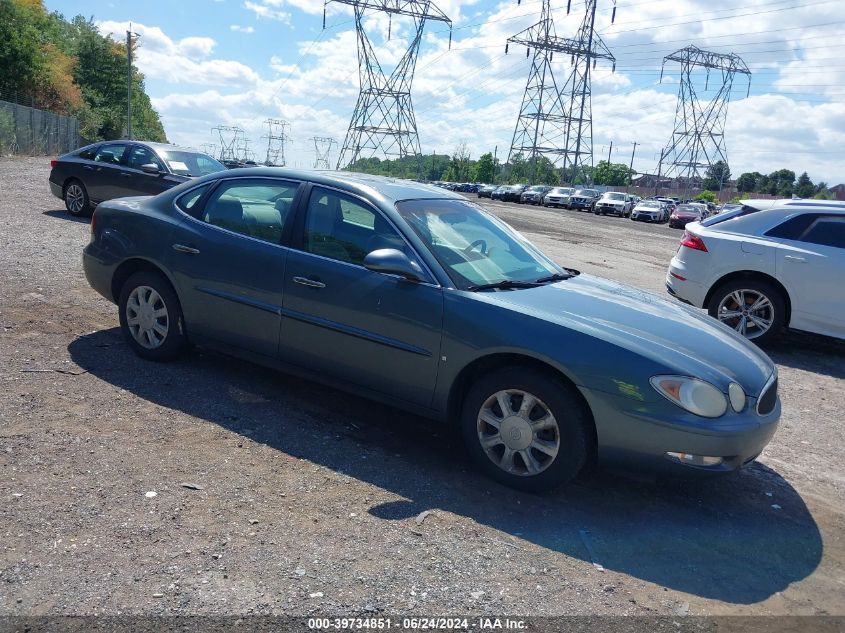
xmin=45 ymin=0 xmax=845 ymax=183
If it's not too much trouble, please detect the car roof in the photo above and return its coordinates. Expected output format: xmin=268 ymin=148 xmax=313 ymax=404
xmin=191 ymin=167 xmax=464 ymax=203
xmin=699 ymin=201 xmax=845 ymax=235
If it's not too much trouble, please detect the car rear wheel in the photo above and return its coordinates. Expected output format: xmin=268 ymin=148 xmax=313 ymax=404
xmin=64 ymin=180 xmax=90 ymax=216
xmin=118 ymin=272 xmax=188 ymax=361
xmin=461 ymin=367 xmax=592 ymax=491
xmin=707 ymin=279 xmax=786 ymax=344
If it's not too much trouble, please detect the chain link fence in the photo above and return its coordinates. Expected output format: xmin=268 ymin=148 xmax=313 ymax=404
xmin=0 ymin=92 xmax=81 ymax=156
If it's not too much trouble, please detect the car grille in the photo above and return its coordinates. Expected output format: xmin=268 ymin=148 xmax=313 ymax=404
xmin=757 ymin=376 xmax=778 ymax=416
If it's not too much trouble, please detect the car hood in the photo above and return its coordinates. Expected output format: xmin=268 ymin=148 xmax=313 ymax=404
xmin=599 ymin=200 xmax=625 ymax=205
xmin=480 ymin=274 xmax=774 ymax=395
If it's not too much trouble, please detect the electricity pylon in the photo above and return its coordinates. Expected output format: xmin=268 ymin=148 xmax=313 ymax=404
xmin=323 ymin=1 xmax=452 ymax=170
xmin=659 ymin=45 xmax=751 ymax=195
xmin=506 ymin=0 xmax=616 ymax=185
xmin=263 ymin=118 xmax=290 ymax=166
xmin=211 ymin=125 xmax=244 ymax=161
xmin=311 ymin=136 xmax=337 ymax=169
xmin=200 ymin=143 xmax=217 ymax=157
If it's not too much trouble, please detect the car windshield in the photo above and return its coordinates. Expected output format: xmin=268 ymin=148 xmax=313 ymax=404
xmin=575 ymin=189 xmax=597 ymax=196
xmin=700 ymin=204 xmax=762 ymax=226
xmin=677 ymin=205 xmax=700 ymax=213
xmin=550 ymin=188 xmax=571 ymax=194
xmin=396 ymin=198 xmax=561 ymax=290
xmin=604 ymin=193 xmax=625 ymax=200
xmin=639 ymin=201 xmax=659 ymax=208
xmin=158 ymin=150 xmax=226 ymax=177
xmin=528 ymin=186 xmax=546 ymax=192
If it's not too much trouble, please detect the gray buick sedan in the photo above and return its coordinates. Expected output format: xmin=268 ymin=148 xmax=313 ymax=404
xmin=82 ymin=169 xmax=780 ymax=491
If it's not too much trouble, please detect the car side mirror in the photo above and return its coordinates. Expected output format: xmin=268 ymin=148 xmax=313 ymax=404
xmin=140 ymin=163 xmax=161 ymax=174
xmin=363 ymin=249 xmax=424 ymax=282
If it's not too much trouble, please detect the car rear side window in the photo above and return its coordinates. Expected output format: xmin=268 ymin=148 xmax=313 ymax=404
xmin=800 ymin=217 xmax=845 ymax=249
xmin=176 ymin=185 xmax=210 ymax=216
xmin=765 ymin=213 xmax=821 ymax=240
xmin=199 ymin=179 xmax=299 ymax=244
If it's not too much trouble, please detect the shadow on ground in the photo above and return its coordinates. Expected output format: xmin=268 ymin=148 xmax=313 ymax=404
xmin=69 ymin=329 xmax=822 ymax=605
xmin=763 ymin=330 xmax=845 ymax=380
xmin=42 ymin=209 xmax=90 ymax=224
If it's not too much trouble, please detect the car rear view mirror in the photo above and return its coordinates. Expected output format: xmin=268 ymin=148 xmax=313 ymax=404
xmin=363 ymin=249 xmax=424 ymax=282
xmin=140 ymin=163 xmax=161 ymax=174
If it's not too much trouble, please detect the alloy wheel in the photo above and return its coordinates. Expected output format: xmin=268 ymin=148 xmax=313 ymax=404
xmin=66 ymin=184 xmax=85 ymax=214
xmin=125 ymin=285 xmax=169 ymax=349
xmin=716 ymin=289 xmax=774 ymax=339
xmin=476 ymin=389 xmax=560 ymax=476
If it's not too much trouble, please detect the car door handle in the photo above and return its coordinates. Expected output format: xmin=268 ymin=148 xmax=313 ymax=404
xmin=172 ymin=244 xmax=200 ymax=255
xmin=120 ymin=172 xmax=131 ymax=178
xmin=784 ymin=255 xmax=806 ymax=263
xmin=83 ymin=165 xmax=94 ymax=171
xmin=292 ymin=276 xmax=326 ymax=289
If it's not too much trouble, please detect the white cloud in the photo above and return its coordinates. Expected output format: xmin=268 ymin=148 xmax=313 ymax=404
xmin=243 ymin=1 xmax=292 ymax=23
xmin=96 ymin=20 xmax=259 ymax=86
xmin=116 ymin=2 xmax=845 ymax=182
xmin=230 ymin=24 xmax=256 ymax=34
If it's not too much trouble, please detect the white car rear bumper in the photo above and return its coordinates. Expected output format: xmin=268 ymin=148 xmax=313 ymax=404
xmin=666 ymin=254 xmax=708 ymax=307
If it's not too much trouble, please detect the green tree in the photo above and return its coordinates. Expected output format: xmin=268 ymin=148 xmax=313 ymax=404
xmin=593 ymin=160 xmax=633 ymax=186
xmin=795 ymin=172 xmax=814 ymax=198
xmin=768 ymin=169 xmax=795 ymax=197
xmin=695 ymin=190 xmax=717 ymax=203
xmin=703 ymin=160 xmax=731 ymax=191
xmin=736 ymin=172 xmax=760 ymax=193
xmin=472 ymin=152 xmax=494 ymax=183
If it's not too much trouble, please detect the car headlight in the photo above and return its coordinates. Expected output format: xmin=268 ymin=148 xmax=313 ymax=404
xmin=650 ymin=375 xmax=728 ymax=418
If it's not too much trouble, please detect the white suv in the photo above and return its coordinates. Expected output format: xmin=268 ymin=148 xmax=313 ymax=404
xmin=666 ymin=199 xmax=845 ymax=343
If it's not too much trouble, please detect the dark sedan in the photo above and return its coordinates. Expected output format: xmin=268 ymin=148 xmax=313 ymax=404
xmin=568 ymin=188 xmax=600 ymax=211
xmin=498 ymin=185 xmax=528 ymax=203
xmin=82 ymin=168 xmax=780 ymax=491
xmin=49 ymin=141 xmax=226 ymax=216
xmin=477 ymin=184 xmax=496 ymax=199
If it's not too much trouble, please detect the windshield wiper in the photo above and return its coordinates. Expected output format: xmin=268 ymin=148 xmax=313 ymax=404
xmin=467 ymin=279 xmax=543 ymax=292
xmin=533 ymin=272 xmax=573 ymax=283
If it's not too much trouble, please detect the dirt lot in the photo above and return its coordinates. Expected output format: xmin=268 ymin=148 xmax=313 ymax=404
xmin=1 ymin=157 xmax=843 ymax=619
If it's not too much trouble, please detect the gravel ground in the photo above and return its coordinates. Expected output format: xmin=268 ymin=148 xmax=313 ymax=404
xmin=1 ymin=157 xmax=843 ymax=618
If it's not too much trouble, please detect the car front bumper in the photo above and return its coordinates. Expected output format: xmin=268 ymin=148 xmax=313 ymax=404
xmin=597 ymin=204 xmax=625 ymax=214
xmin=570 ymin=199 xmax=592 ymax=209
xmin=632 ymin=212 xmax=660 ymax=221
xmin=579 ymin=384 xmax=781 ymax=475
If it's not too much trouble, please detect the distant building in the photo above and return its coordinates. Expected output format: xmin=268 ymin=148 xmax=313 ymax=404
xmin=829 ymin=184 xmax=845 ymax=201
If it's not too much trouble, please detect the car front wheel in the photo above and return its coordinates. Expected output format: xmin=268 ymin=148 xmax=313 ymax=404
xmin=118 ymin=271 xmax=188 ymax=361
xmin=64 ymin=179 xmax=90 ymax=216
xmin=707 ymin=279 xmax=786 ymax=344
xmin=461 ymin=367 xmax=592 ymax=491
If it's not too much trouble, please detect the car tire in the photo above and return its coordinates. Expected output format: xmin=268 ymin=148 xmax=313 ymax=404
xmin=460 ymin=367 xmax=593 ymax=492
xmin=118 ymin=271 xmax=188 ymax=361
xmin=64 ymin=179 xmax=91 ymax=216
xmin=707 ymin=279 xmax=787 ymax=345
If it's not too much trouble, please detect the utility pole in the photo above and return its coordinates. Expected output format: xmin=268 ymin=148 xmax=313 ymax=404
xmin=626 ymin=142 xmax=637 ymax=193
xmin=505 ymin=0 xmax=617 ymax=186
xmin=607 ymin=141 xmax=613 ymax=164
xmin=493 ymin=145 xmax=498 ymax=184
xmin=311 ymin=136 xmax=337 ymax=169
xmin=126 ymin=26 xmax=139 ymax=139
xmin=658 ymin=45 xmax=751 ymax=197
xmin=263 ymin=118 xmax=290 ymax=166
xmin=324 ymin=1 xmax=452 ymax=171
xmin=655 ymin=148 xmax=664 ymax=197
